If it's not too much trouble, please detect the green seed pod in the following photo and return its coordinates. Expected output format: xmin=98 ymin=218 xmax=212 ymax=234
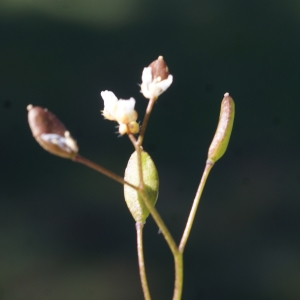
xmin=207 ymin=93 xmax=235 ymax=164
xmin=124 ymin=151 xmax=159 ymax=223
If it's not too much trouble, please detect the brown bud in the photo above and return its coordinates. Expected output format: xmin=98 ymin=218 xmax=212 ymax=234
xmin=148 ymin=56 xmax=169 ymax=81
xmin=141 ymin=56 xmax=173 ymax=100
xmin=27 ymin=104 xmax=78 ymax=159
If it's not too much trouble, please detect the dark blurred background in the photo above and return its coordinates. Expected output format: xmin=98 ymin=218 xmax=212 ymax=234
xmin=1 ymin=0 xmax=300 ymax=299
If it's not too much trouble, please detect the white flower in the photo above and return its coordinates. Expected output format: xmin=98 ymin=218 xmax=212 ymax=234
xmin=101 ymin=90 xmax=119 ymax=121
xmin=115 ymin=98 xmax=137 ymax=124
xmin=100 ymin=90 xmax=139 ymax=135
xmin=140 ymin=56 xmax=173 ymax=100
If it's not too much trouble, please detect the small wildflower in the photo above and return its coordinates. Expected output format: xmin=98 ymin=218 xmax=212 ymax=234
xmin=140 ymin=56 xmax=173 ymax=100
xmin=27 ymin=105 xmax=78 ymax=159
xmin=100 ymin=90 xmax=139 ymax=135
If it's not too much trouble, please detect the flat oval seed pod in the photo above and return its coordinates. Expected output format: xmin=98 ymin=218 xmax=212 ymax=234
xmin=124 ymin=151 xmax=159 ymax=223
xmin=27 ymin=105 xmax=78 ymax=159
xmin=207 ymin=93 xmax=235 ymax=164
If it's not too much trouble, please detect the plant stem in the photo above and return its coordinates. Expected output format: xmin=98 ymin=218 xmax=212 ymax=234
xmin=136 ymin=222 xmax=152 ymax=300
xmin=73 ymin=154 xmax=138 ymax=190
xmin=179 ymin=161 xmax=214 ymax=253
xmin=128 ymin=134 xmax=144 ymax=190
xmin=129 ymin=96 xmax=185 ymax=300
xmin=138 ymin=190 xmax=183 ymax=300
xmin=173 ymin=252 xmax=183 ymax=300
xmin=137 ymin=97 xmax=156 ymax=146
xmin=129 ymin=132 xmax=184 ymax=300
xmin=129 ymin=135 xmax=179 ymax=258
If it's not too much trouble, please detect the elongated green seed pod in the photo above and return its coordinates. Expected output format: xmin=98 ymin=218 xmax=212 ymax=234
xmin=207 ymin=93 xmax=235 ymax=164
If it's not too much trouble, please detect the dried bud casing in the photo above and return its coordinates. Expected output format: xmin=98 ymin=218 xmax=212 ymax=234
xmin=148 ymin=56 xmax=169 ymax=81
xmin=27 ymin=105 xmax=78 ymax=159
xmin=207 ymin=93 xmax=235 ymax=164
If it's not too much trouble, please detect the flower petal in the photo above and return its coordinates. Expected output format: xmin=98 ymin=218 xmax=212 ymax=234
xmin=101 ymin=90 xmax=118 ymax=120
xmin=155 ymin=74 xmax=173 ymax=95
xmin=115 ymin=98 xmax=138 ymax=124
xmin=142 ymin=67 xmax=153 ymax=85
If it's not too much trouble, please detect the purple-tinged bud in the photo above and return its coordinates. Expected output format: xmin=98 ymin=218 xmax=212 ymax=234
xmin=148 ymin=56 xmax=170 ymax=81
xmin=27 ymin=105 xmax=78 ymax=159
xmin=141 ymin=56 xmax=173 ymax=100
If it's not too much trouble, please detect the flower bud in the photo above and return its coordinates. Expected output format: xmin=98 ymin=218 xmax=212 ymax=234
xmin=118 ymin=121 xmax=140 ymax=135
xmin=27 ymin=105 xmax=78 ymax=159
xmin=127 ymin=121 xmax=139 ymax=134
xmin=141 ymin=56 xmax=173 ymax=100
xmin=148 ymin=56 xmax=170 ymax=81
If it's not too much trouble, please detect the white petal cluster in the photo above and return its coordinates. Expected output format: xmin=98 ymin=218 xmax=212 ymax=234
xmin=115 ymin=98 xmax=137 ymax=124
xmin=101 ymin=90 xmax=139 ymax=135
xmin=140 ymin=67 xmax=173 ymax=100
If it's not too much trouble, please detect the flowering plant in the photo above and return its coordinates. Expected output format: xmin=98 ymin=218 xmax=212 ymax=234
xmin=27 ymin=56 xmax=235 ymax=300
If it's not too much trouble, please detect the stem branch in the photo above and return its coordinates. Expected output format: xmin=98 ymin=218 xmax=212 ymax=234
xmin=130 ymin=96 xmax=184 ymax=299
xmin=73 ymin=154 xmax=138 ymax=190
xmin=137 ymin=98 xmax=156 ymax=146
xmin=179 ymin=161 xmax=214 ymax=252
xmin=138 ymin=190 xmax=182 ymax=300
xmin=130 ymin=135 xmax=183 ymax=300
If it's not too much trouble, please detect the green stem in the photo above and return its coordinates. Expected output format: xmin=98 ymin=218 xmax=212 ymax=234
xmin=138 ymin=190 xmax=183 ymax=300
xmin=136 ymin=222 xmax=152 ymax=300
xmin=128 ymin=134 xmax=144 ymax=190
xmin=172 ymin=252 xmax=183 ymax=300
xmin=130 ymin=136 xmax=183 ymax=299
xmin=73 ymin=154 xmax=138 ymax=191
xmin=129 ymin=134 xmax=179 ymax=258
xmin=179 ymin=161 xmax=214 ymax=252
xmin=130 ymin=97 xmax=184 ymax=299
xmin=137 ymin=98 xmax=156 ymax=146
